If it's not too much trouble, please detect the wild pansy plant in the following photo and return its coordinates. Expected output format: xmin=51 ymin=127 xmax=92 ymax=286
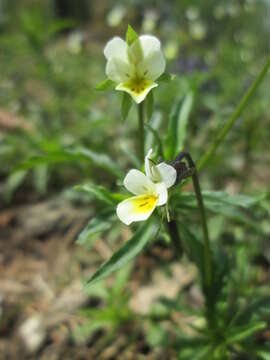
xmin=80 ymin=28 xmax=270 ymax=357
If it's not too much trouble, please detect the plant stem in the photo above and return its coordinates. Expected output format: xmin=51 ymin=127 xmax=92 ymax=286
xmin=192 ymin=167 xmax=212 ymax=288
xmin=137 ymin=102 xmax=145 ymax=163
xmin=198 ymin=57 xmax=270 ymax=170
xmin=166 ymin=220 xmax=183 ymax=259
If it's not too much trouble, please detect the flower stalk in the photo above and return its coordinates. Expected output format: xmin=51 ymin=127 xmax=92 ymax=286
xmin=173 ymin=152 xmax=212 ymax=288
xmin=138 ymin=102 xmax=145 ymax=163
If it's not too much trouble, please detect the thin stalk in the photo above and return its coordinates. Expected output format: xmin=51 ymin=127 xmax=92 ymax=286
xmin=192 ymin=168 xmax=212 ymax=288
xmin=137 ymin=102 xmax=145 ymax=163
xmin=198 ymin=57 xmax=270 ymax=170
xmin=166 ymin=219 xmax=183 ymax=259
xmin=175 ymin=152 xmax=212 ymax=287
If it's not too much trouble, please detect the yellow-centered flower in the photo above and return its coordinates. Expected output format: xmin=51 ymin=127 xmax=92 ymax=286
xmin=116 ymin=149 xmax=177 ymax=225
xmin=104 ymin=35 xmax=166 ymax=103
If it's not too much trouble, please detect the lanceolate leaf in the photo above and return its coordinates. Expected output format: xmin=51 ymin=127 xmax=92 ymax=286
xmin=74 ymin=182 xmax=126 ymax=205
xmin=77 ymin=209 xmax=116 ymax=246
xmin=86 ymin=221 xmax=154 ymax=285
xmin=16 ymin=147 xmax=123 ymax=178
xmin=225 ymin=321 xmax=266 ymax=345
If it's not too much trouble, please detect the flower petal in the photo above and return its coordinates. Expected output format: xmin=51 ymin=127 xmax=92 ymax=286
xmin=116 ymin=194 xmax=158 ymax=225
xmin=104 ymin=37 xmax=128 ymax=62
xmin=144 ymin=148 xmax=161 ymax=182
xmin=140 ymin=50 xmax=166 ymax=81
xmin=116 ymin=80 xmax=157 ymax=104
xmin=106 ymin=58 xmax=134 ymax=83
xmin=139 ymin=35 xmax=161 ymax=57
xmin=155 ymin=182 xmax=168 ymax=206
xmin=123 ymin=169 xmax=155 ymax=195
xmin=144 ymin=148 xmax=153 ymax=179
xmin=156 ymin=162 xmax=177 ymax=188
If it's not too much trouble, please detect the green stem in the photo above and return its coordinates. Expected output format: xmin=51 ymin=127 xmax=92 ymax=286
xmin=166 ymin=220 xmax=183 ymax=259
xmin=198 ymin=57 xmax=270 ymax=170
xmin=137 ymin=102 xmax=145 ymax=163
xmin=192 ymin=168 xmax=212 ymax=288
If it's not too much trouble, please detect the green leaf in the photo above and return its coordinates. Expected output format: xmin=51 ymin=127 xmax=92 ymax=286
xmin=174 ymin=191 xmax=265 ymax=229
xmin=121 ymin=92 xmax=132 ymax=120
xmin=96 ymin=78 xmax=116 ymax=91
xmin=74 ymin=182 xmax=126 ymax=205
xmin=16 ymin=147 xmax=123 ymax=178
xmin=86 ymin=221 xmax=154 ymax=285
xmin=166 ymin=93 xmax=193 ymax=159
xmin=225 ymin=321 xmax=266 ymax=345
xmin=144 ymin=123 xmax=164 ymax=159
xmin=157 ymin=72 xmax=175 ymax=83
xmin=76 ymin=210 xmax=116 ymax=246
xmin=126 ymin=24 xmax=138 ymax=46
xmin=4 ymin=170 xmax=28 ymax=202
xmin=177 ymin=92 xmax=194 ymax=152
xmin=146 ymin=91 xmax=154 ymax=121
xmin=179 ymin=222 xmax=204 ymax=274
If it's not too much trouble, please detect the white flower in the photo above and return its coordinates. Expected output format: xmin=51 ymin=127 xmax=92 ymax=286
xmin=104 ymin=35 xmax=166 ymax=103
xmin=116 ymin=149 xmax=176 ymax=225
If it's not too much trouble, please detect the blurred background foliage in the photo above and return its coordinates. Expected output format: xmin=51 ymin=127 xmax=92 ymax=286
xmin=0 ymin=0 xmax=270 ymax=358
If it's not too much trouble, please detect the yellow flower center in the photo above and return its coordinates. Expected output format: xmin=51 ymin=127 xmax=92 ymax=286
xmin=132 ymin=194 xmax=158 ymax=213
xmin=123 ymin=78 xmax=152 ymax=95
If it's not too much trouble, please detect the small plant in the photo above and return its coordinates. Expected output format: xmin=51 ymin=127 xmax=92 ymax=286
xmin=79 ymin=25 xmax=270 ymax=359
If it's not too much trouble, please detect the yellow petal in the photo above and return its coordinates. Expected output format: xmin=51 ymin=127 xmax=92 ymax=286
xmin=116 ymin=79 xmax=158 ymax=104
xmin=116 ymin=194 xmax=158 ymax=225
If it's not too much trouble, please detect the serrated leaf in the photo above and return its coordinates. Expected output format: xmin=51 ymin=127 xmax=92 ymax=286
xmin=146 ymin=91 xmax=154 ymax=121
xmin=126 ymin=24 xmax=138 ymax=46
xmin=121 ymin=92 xmax=132 ymax=120
xmin=225 ymin=321 xmax=266 ymax=345
xmin=96 ymin=78 xmax=116 ymax=91
xmin=86 ymin=221 xmax=154 ymax=285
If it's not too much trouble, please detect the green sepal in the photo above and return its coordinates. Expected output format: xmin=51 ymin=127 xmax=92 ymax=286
xmin=126 ymin=24 xmax=138 ymax=46
xmin=121 ymin=92 xmax=132 ymax=120
xmin=96 ymin=78 xmax=116 ymax=91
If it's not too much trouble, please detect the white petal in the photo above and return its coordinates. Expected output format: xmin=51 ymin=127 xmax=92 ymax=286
xmin=144 ymin=148 xmax=153 ymax=179
xmin=157 ymin=162 xmax=177 ymax=188
xmin=155 ymin=182 xmax=168 ymax=206
xmin=139 ymin=35 xmax=161 ymax=58
xmin=123 ymin=169 xmax=155 ymax=195
xmin=104 ymin=37 xmax=128 ymax=62
xmin=140 ymin=50 xmax=166 ymax=81
xmin=116 ymin=194 xmax=158 ymax=225
xmin=144 ymin=149 xmax=161 ymax=182
xmin=106 ymin=58 xmax=134 ymax=83
xmin=116 ymin=81 xmax=157 ymax=104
